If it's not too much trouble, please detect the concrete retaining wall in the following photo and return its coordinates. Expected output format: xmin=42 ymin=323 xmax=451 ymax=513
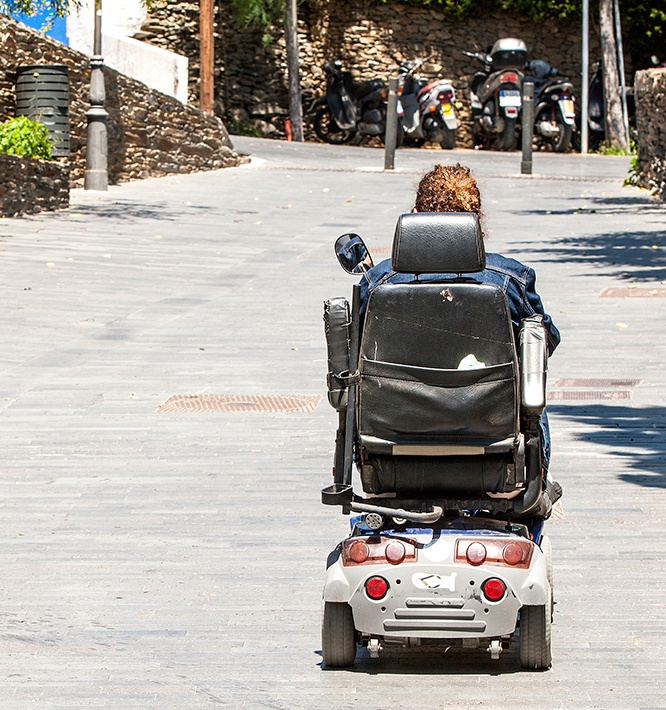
xmin=0 ymin=152 xmax=69 ymax=216
xmin=634 ymin=68 xmax=666 ymax=200
xmin=0 ymin=13 xmax=242 ymax=186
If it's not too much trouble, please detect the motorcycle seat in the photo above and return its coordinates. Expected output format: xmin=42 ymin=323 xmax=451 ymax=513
xmin=353 ymin=79 xmax=385 ymax=100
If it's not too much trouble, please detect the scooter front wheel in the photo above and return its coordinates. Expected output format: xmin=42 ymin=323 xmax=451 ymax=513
xmin=322 ymin=601 xmax=357 ymax=667
xmin=313 ymin=106 xmax=356 ymax=145
xmin=519 ymin=595 xmax=552 ymax=669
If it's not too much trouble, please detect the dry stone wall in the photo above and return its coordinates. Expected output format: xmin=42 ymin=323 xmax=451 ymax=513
xmin=634 ymin=68 xmax=666 ymax=201
xmin=138 ymin=0 xmax=602 ymax=147
xmin=0 ymin=13 xmax=242 ymax=186
xmin=0 ymin=152 xmax=69 ymax=216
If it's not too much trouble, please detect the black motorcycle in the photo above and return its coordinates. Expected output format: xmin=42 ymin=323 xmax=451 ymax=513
xmin=464 ymin=38 xmax=527 ymax=151
xmin=526 ymin=59 xmax=576 ymax=153
xmin=311 ymin=54 xmax=402 ymax=146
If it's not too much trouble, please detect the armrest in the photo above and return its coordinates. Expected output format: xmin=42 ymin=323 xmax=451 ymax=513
xmin=519 ymin=314 xmax=547 ymax=417
xmin=324 ymin=297 xmax=351 ymax=410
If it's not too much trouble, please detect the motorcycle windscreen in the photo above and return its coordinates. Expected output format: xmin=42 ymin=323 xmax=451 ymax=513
xmin=328 ymin=83 xmax=356 ymax=131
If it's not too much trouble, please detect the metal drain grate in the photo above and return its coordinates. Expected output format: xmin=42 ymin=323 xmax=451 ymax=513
xmin=553 ymin=378 xmax=642 ymax=388
xmin=157 ymin=394 xmax=322 ymax=413
xmin=551 ymin=501 xmax=566 ymax=520
xmin=599 ymin=288 xmax=666 ymax=298
xmin=547 ymin=390 xmax=633 ymax=401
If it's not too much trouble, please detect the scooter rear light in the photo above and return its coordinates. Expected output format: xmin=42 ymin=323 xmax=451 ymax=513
xmin=502 ymin=542 xmax=524 ymax=566
xmin=342 ymin=536 xmax=417 ymax=567
xmin=349 ymin=541 xmax=369 ymax=564
xmin=438 ymin=90 xmax=453 ymax=102
xmin=501 ymin=72 xmax=518 ymax=83
xmin=455 ymin=538 xmax=534 ymax=569
xmin=482 ymin=578 xmax=506 ymax=602
xmin=366 ymin=576 xmax=389 ymax=600
xmin=466 ymin=542 xmax=487 ymax=565
xmin=385 ymin=541 xmax=406 ymax=564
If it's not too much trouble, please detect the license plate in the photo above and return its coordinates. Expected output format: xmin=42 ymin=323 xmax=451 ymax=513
xmin=560 ymin=99 xmax=575 ymax=118
xmin=442 ymin=103 xmax=453 ymax=115
xmin=499 ymin=90 xmax=521 ymax=107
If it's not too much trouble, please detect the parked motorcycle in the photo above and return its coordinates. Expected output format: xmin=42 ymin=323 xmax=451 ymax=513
xmin=311 ymin=53 xmax=403 ymax=146
xmin=397 ymin=56 xmax=458 ymax=149
xmin=464 ymin=38 xmax=527 ymax=151
xmin=526 ymin=59 xmax=576 ymax=153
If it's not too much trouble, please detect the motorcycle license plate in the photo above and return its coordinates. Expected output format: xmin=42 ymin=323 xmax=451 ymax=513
xmin=560 ymin=99 xmax=576 ymax=119
xmin=442 ymin=103 xmax=453 ymax=115
xmin=499 ymin=90 xmax=521 ymax=107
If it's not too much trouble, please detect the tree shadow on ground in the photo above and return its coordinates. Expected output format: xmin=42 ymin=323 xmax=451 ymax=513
xmin=549 ymin=403 xmax=666 ymax=488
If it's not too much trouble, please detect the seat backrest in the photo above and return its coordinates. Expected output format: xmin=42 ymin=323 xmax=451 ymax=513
xmin=359 ymin=213 xmax=519 ymax=448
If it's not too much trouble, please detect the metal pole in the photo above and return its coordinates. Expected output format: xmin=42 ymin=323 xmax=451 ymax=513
xmin=285 ymin=0 xmax=303 ymax=141
xmin=384 ymin=76 xmax=399 ymax=171
xmin=581 ymin=0 xmax=589 ymax=154
xmin=521 ymin=81 xmax=534 ymax=175
xmin=613 ymin=0 xmax=630 ymax=147
xmin=84 ymin=0 xmax=108 ymax=191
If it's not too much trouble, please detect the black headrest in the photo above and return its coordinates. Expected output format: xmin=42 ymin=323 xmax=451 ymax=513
xmin=391 ymin=212 xmax=486 ymax=275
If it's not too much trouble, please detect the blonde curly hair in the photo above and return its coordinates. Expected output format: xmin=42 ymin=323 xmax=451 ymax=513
xmin=414 ymin=164 xmax=483 ymax=217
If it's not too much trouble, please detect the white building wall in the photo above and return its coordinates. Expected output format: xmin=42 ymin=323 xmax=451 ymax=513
xmin=67 ymin=0 xmax=189 ymax=104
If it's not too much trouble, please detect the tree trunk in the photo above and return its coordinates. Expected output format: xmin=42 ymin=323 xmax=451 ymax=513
xmin=284 ymin=0 xmax=303 ymax=141
xmin=200 ymin=0 xmax=214 ymax=114
xmin=599 ymin=0 xmax=627 ymax=149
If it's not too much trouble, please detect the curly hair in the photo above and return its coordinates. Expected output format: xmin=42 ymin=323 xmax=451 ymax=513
xmin=414 ymin=164 xmax=482 ymax=216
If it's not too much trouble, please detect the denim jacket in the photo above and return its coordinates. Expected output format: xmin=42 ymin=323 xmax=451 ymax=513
xmin=359 ymin=252 xmax=561 ymax=356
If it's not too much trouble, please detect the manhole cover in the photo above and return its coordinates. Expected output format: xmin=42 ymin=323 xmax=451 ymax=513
xmin=547 ymin=390 xmax=633 ymax=401
xmin=553 ymin=378 xmax=642 ymax=388
xmin=599 ymin=288 xmax=666 ymax=298
xmin=551 ymin=501 xmax=566 ymax=520
xmin=157 ymin=394 xmax=322 ymax=413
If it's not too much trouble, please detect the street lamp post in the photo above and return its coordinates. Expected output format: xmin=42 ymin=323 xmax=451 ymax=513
xmin=84 ymin=0 xmax=109 ymax=191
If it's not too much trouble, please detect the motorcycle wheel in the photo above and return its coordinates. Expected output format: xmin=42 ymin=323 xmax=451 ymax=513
xmin=551 ymin=112 xmax=573 ymax=153
xmin=440 ymin=126 xmax=455 ymax=150
xmin=313 ymin=105 xmax=355 ymax=145
xmin=495 ymin=117 xmax=517 ymax=151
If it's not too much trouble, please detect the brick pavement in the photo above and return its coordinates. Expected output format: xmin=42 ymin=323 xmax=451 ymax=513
xmin=0 ymin=138 xmax=664 ymax=709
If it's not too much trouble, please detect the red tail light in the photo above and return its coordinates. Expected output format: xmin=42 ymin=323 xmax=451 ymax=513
xmin=342 ymin=536 xmax=417 ymax=567
xmin=456 ymin=538 xmax=534 ymax=569
xmin=366 ymin=576 xmax=389 ymax=600
xmin=482 ymin=578 xmax=506 ymax=602
xmin=500 ymin=72 xmax=518 ymax=83
xmin=437 ymin=90 xmax=453 ymax=102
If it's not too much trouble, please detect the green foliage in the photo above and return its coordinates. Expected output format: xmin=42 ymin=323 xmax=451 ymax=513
xmin=0 ymin=116 xmax=53 ymax=160
xmin=230 ymin=0 xmax=285 ymax=30
xmin=228 ymin=117 xmax=263 ymax=137
xmin=0 ymin=0 xmax=77 ymax=30
xmin=623 ymin=155 xmax=637 ymax=186
xmin=597 ymin=138 xmax=637 ymax=156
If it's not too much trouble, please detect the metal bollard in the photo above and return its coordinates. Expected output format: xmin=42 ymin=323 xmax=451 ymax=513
xmin=520 ymin=81 xmax=534 ymax=176
xmin=384 ymin=77 xmax=399 ymax=171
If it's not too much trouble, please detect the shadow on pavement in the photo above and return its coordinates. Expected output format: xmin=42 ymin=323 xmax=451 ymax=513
xmin=549 ymin=403 xmax=666 ymax=488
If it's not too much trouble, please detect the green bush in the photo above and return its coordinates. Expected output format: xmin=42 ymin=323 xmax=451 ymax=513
xmin=0 ymin=116 xmax=53 ymax=160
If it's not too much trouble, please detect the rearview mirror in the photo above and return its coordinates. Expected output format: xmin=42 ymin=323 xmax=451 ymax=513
xmin=334 ymin=233 xmax=374 ymax=274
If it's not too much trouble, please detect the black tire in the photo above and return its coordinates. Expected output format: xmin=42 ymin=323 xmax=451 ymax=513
xmin=313 ymin=106 xmax=355 ymax=145
xmin=551 ymin=112 xmax=573 ymax=153
xmin=440 ymin=126 xmax=455 ymax=150
xmin=495 ymin=117 xmax=517 ymax=151
xmin=519 ymin=595 xmax=552 ymax=670
xmin=541 ymin=535 xmax=554 ymax=620
xmin=322 ymin=602 xmax=357 ymax=668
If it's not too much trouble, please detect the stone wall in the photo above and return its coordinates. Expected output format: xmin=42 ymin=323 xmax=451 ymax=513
xmin=0 ymin=13 xmax=242 ymax=186
xmin=634 ymin=68 xmax=666 ymax=201
xmin=0 ymin=152 xmax=69 ymax=216
xmin=137 ymin=0 xmax=603 ymax=147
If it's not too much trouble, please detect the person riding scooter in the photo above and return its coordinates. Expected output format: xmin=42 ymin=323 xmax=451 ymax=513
xmin=358 ymin=163 xmax=562 ymax=515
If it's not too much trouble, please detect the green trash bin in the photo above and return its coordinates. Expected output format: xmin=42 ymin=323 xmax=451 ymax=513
xmin=16 ymin=65 xmax=70 ymax=157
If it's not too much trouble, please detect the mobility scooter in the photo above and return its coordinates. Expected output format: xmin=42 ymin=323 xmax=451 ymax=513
xmin=321 ymin=212 xmax=555 ymax=669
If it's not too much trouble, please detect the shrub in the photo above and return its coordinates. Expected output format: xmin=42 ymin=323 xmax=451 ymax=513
xmin=0 ymin=116 xmax=53 ymax=160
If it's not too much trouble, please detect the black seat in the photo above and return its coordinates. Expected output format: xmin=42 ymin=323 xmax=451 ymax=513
xmin=356 ymin=212 xmax=546 ymax=516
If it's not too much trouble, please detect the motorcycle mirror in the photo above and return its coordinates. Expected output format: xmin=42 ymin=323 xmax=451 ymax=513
xmin=334 ymin=233 xmax=374 ymax=274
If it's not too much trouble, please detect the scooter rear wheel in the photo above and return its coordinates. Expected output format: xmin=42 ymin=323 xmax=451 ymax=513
xmin=495 ymin=117 xmax=517 ymax=151
xmin=440 ymin=126 xmax=455 ymax=150
xmin=519 ymin=593 xmax=552 ymax=669
xmin=322 ymin=602 xmax=357 ymax=667
xmin=551 ymin=113 xmax=573 ymax=153
xmin=313 ymin=106 xmax=355 ymax=145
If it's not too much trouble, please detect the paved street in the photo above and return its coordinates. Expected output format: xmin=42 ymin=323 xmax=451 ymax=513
xmin=0 ymin=137 xmax=664 ymax=709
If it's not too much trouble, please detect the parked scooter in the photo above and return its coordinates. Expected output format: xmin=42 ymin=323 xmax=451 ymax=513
xmin=526 ymin=59 xmax=576 ymax=152
xmin=397 ymin=56 xmax=459 ymax=149
xmin=311 ymin=53 xmax=403 ymax=146
xmin=464 ymin=38 xmax=527 ymax=151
